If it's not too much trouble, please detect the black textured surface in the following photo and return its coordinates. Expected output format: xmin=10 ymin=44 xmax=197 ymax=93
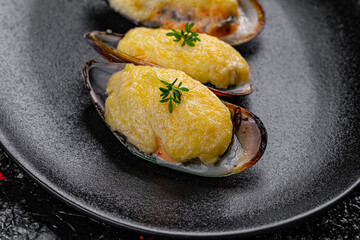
xmin=1 ymin=149 xmax=360 ymax=239
xmin=0 ymin=0 xmax=359 ymax=238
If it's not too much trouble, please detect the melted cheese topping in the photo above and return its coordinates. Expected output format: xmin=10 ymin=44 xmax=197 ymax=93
xmin=108 ymin=0 xmax=238 ymax=22
xmin=108 ymin=0 xmax=240 ymax=37
xmin=105 ymin=64 xmax=233 ymax=165
xmin=117 ymin=28 xmax=250 ymax=89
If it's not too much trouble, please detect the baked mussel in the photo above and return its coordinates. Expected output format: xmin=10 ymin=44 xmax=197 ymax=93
xmin=85 ymin=29 xmax=253 ymax=97
xmin=83 ymin=60 xmax=267 ymax=177
xmin=106 ymin=0 xmax=265 ymax=45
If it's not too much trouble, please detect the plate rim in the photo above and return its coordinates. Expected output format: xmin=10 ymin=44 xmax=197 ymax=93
xmin=1 ymin=134 xmax=359 ymax=239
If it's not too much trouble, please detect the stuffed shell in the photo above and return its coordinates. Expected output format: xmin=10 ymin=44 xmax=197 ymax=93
xmin=85 ymin=29 xmax=253 ymax=96
xmin=83 ymin=61 xmax=267 ymax=177
xmin=107 ymin=0 xmax=265 ymax=45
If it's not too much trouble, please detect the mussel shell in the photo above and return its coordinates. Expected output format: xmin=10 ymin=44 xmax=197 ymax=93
xmin=85 ymin=31 xmax=254 ymax=97
xmin=105 ymin=0 xmax=265 ymax=46
xmin=83 ymin=60 xmax=267 ymax=177
xmin=222 ymin=0 xmax=266 ymax=46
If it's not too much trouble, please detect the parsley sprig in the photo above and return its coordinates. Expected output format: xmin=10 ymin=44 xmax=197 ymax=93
xmin=166 ymin=22 xmax=201 ymax=47
xmin=153 ymin=68 xmax=189 ymax=113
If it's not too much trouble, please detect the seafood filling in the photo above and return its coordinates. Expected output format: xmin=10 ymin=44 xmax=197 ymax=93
xmin=108 ymin=0 xmax=241 ymax=38
xmin=105 ymin=64 xmax=233 ymax=165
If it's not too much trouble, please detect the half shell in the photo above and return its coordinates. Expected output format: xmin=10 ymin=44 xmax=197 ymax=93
xmin=106 ymin=0 xmax=265 ymax=46
xmin=85 ymin=31 xmax=253 ymax=97
xmin=83 ymin=60 xmax=267 ymax=177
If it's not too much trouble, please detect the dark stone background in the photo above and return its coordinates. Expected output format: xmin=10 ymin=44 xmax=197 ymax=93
xmin=0 ymin=147 xmax=359 ymax=239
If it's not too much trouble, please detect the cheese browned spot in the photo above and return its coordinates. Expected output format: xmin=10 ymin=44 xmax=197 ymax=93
xmin=105 ymin=64 xmax=233 ymax=165
xmin=108 ymin=0 xmax=241 ymax=38
xmin=117 ymin=27 xmax=250 ymax=89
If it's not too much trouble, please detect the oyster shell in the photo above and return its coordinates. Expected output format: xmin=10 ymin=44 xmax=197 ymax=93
xmin=83 ymin=60 xmax=267 ymax=177
xmin=85 ymin=30 xmax=254 ymax=97
xmin=106 ymin=0 xmax=265 ymax=45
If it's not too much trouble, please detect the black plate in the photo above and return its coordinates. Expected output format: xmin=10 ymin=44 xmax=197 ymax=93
xmin=0 ymin=0 xmax=359 ymax=238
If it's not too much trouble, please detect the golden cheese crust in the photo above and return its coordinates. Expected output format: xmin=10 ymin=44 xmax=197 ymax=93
xmin=108 ymin=0 xmax=239 ymax=22
xmin=105 ymin=64 xmax=233 ymax=165
xmin=117 ymin=27 xmax=250 ymax=89
xmin=108 ymin=0 xmax=240 ymax=38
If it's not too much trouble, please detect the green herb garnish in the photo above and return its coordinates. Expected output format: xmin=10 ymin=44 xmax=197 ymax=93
xmin=166 ymin=22 xmax=201 ymax=47
xmin=153 ymin=68 xmax=189 ymax=113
